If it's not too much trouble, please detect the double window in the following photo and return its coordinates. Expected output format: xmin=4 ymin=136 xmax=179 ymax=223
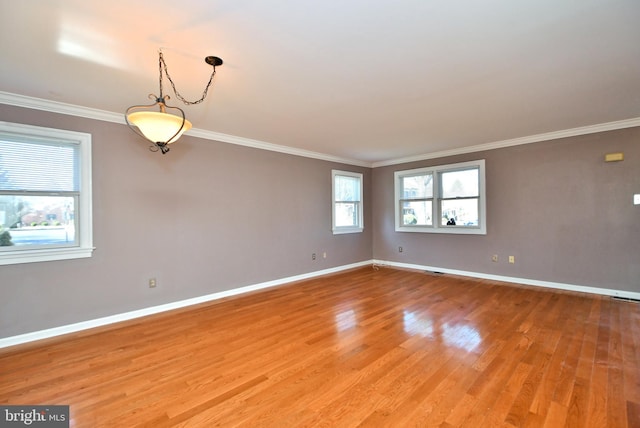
xmin=394 ymin=160 xmax=486 ymax=234
xmin=0 ymin=122 xmax=93 ymax=265
xmin=332 ymin=170 xmax=363 ymax=234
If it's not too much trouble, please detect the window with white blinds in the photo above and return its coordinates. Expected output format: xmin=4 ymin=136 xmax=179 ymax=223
xmin=0 ymin=122 xmax=93 ymax=265
xmin=0 ymin=140 xmax=79 ymax=192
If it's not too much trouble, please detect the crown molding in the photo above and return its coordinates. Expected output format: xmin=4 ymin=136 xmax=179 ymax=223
xmin=187 ymin=128 xmax=372 ymax=167
xmin=0 ymin=91 xmax=371 ymax=168
xmin=372 ymin=117 xmax=640 ymax=168
xmin=2 ymin=91 xmax=638 ymax=170
xmin=0 ymin=91 xmax=123 ymax=124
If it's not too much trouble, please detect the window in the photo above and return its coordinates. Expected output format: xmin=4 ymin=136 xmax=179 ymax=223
xmin=332 ymin=170 xmax=363 ymax=234
xmin=0 ymin=122 xmax=93 ymax=265
xmin=395 ymin=159 xmax=485 ymax=234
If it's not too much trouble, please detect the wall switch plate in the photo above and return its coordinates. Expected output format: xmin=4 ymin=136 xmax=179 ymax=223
xmin=635 ymin=194 xmax=640 ymax=205
xmin=509 ymin=256 xmax=515 ymax=264
xmin=492 ymin=254 xmax=498 ymax=262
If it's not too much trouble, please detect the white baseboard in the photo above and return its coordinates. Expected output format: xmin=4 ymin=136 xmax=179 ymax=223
xmin=0 ymin=261 xmax=371 ymax=349
xmin=3 ymin=259 xmax=637 ymax=349
xmin=373 ymin=259 xmax=640 ymax=300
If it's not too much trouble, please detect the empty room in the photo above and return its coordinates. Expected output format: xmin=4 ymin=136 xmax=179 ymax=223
xmin=1 ymin=1 xmax=639 ymax=427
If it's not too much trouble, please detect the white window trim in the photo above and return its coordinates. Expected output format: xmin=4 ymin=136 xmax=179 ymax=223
xmin=394 ymin=159 xmax=486 ymax=235
xmin=0 ymin=122 xmax=94 ymax=265
xmin=332 ymin=170 xmax=364 ymax=234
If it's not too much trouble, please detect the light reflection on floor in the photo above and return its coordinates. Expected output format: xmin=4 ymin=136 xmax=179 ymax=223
xmin=332 ymin=306 xmax=482 ymax=353
xmin=334 ymin=308 xmax=357 ymax=332
xmin=403 ymin=310 xmax=482 ymax=352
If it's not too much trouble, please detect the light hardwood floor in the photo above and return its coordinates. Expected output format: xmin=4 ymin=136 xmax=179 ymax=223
xmin=1 ymin=267 xmax=639 ymax=427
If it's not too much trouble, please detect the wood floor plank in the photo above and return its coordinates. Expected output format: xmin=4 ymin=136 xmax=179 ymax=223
xmin=1 ymin=266 xmax=639 ymax=427
xmin=528 ymin=321 xmax=572 ymax=420
xmin=506 ymin=345 xmax=550 ymax=427
xmin=543 ymin=401 xmax=569 ymax=428
xmin=627 ymin=400 xmax=640 ymax=428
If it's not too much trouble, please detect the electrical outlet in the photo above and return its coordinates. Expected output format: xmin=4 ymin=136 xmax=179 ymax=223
xmin=148 ymin=278 xmax=157 ymax=288
xmin=492 ymin=254 xmax=498 ymax=262
xmin=312 ymin=253 xmax=316 ymax=260
xmin=399 ymin=246 xmax=403 ymax=253
xmin=323 ymin=252 xmax=327 ymax=259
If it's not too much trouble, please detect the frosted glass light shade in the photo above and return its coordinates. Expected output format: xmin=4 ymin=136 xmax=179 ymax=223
xmin=127 ymin=111 xmax=192 ymax=144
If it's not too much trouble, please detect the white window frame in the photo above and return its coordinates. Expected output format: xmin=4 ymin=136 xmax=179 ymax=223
xmin=332 ymin=170 xmax=363 ymax=234
xmin=0 ymin=122 xmax=93 ymax=265
xmin=394 ymin=159 xmax=486 ymax=235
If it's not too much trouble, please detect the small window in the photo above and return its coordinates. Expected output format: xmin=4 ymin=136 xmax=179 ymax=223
xmin=332 ymin=170 xmax=363 ymax=234
xmin=394 ymin=160 xmax=486 ymax=234
xmin=0 ymin=122 xmax=93 ymax=265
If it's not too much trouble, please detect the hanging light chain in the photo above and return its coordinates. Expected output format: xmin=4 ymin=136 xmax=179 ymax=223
xmin=159 ymin=50 xmax=217 ymax=106
xmin=157 ymin=51 xmax=166 ymax=100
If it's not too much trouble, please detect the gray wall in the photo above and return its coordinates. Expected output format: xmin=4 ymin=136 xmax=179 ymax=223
xmin=0 ymin=105 xmax=372 ymax=338
xmin=2 ymin=103 xmax=638 ymax=340
xmin=373 ymin=127 xmax=640 ymax=292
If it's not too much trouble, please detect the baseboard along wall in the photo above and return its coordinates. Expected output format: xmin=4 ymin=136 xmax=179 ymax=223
xmin=1 ymin=259 xmax=637 ymax=349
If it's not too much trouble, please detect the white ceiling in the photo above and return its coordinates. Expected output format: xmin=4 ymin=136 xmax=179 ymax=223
xmin=1 ymin=0 xmax=639 ymax=165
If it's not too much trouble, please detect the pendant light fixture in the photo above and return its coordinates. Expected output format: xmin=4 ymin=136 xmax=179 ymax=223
xmin=125 ymin=49 xmax=223 ymax=154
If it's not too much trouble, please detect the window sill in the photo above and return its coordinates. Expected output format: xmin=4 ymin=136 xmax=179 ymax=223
xmin=0 ymin=247 xmax=95 ymax=265
xmin=396 ymin=226 xmax=486 ymax=235
xmin=333 ymin=228 xmax=364 ymax=235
